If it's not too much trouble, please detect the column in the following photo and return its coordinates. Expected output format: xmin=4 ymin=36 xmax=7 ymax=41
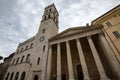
xmin=46 ymin=45 xmax=52 ymax=80
xmin=99 ymin=33 xmax=120 ymax=78
xmin=76 ymin=39 xmax=90 ymax=80
xmin=87 ymin=36 xmax=110 ymax=80
xmin=66 ymin=41 xmax=75 ymax=80
xmin=57 ymin=43 xmax=61 ymax=80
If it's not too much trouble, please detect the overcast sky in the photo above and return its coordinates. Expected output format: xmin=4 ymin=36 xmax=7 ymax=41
xmin=0 ymin=0 xmax=120 ymax=61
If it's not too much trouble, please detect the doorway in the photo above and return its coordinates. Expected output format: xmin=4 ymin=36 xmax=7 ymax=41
xmin=77 ymin=64 xmax=84 ymax=80
xmin=34 ymin=75 xmax=38 ymax=80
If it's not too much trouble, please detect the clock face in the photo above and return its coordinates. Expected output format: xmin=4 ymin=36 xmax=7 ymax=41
xmin=39 ymin=36 xmax=45 ymax=42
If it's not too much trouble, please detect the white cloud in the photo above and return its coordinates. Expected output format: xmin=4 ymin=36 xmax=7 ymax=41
xmin=0 ymin=0 xmax=120 ymax=62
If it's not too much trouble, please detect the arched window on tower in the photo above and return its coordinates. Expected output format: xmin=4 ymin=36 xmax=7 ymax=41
xmin=9 ymin=72 xmax=14 ymax=80
xmin=37 ymin=57 xmax=40 ymax=65
xmin=20 ymin=71 xmax=26 ymax=80
xmin=49 ymin=8 xmax=52 ymax=12
xmin=5 ymin=72 xmax=10 ymax=80
xmin=48 ymin=15 xmax=51 ymax=18
xmin=14 ymin=72 xmax=19 ymax=80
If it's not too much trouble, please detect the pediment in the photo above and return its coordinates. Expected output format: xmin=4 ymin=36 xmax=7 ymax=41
xmin=50 ymin=26 xmax=88 ymax=40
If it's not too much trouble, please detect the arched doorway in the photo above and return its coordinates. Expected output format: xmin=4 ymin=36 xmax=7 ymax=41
xmin=34 ymin=75 xmax=38 ymax=80
xmin=77 ymin=64 xmax=84 ymax=80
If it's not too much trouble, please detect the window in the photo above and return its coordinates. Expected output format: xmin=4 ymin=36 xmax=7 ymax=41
xmin=106 ymin=21 xmax=112 ymax=27
xmin=49 ymin=8 xmax=52 ymax=12
xmin=26 ymin=45 xmax=28 ymax=50
xmin=113 ymin=31 xmax=120 ymax=38
xmin=12 ymin=59 xmax=15 ymax=65
xmin=21 ymin=56 xmax=24 ymax=63
xmin=10 ymin=72 xmax=14 ymax=80
xmin=14 ymin=72 xmax=19 ymax=80
xmin=42 ymin=29 xmax=46 ymax=33
xmin=5 ymin=73 xmax=10 ymax=80
xmin=37 ymin=57 xmax=40 ymax=65
xmin=34 ymin=75 xmax=39 ymax=80
xmin=20 ymin=71 xmax=26 ymax=80
xmin=16 ymin=57 xmax=19 ymax=64
xmin=43 ymin=45 xmax=45 ymax=51
xmin=21 ymin=48 xmax=23 ymax=52
xmin=30 ymin=43 xmax=33 ymax=48
xmin=26 ymin=54 xmax=30 ymax=63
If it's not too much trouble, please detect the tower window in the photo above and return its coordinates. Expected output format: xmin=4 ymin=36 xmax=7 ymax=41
xmin=49 ymin=8 xmax=52 ymax=12
xmin=106 ymin=21 xmax=112 ymax=27
xmin=48 ymin=15 xmax=51 ymax=18
xmin=113 ymin=31 xmax=120 ymax=39
xmin=21 ymin=56 xmax=24 ymax=63
xmin=42 ymin=29 xmax=46 ymax=33
xmin=43 ymin=45 xmax=45 ymax=51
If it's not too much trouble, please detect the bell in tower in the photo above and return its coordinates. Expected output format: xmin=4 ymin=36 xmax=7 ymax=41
xmin=41 ymin=3 xmax=59 ymax=25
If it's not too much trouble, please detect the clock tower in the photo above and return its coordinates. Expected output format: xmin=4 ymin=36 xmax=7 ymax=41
xmin=35 ymin=3 xmax=59 ymax=80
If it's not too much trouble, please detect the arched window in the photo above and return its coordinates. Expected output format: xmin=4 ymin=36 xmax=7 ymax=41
xmin=48 ymin=15 xmax=51 ymax=18
xmin=20 ymin=71 xmax=26 ymax=80
xmin=16 ymin=57 xmax=19 ymax=64
xmin=37 ymin=57 xmax=40 ymax=65
xmin=30 ymin=43 xmax=33 ymax=48
xmin=26 ymin=45 xmax=28 ymax=50
xmin=49 ymin=8 xmax=52 ymax=12
xmin=21 ymin=56 xmax=24 ymax=63
xmin=21 ymin=48 xmax=23 ymax=52
xmin=34 ymin=75 xmax=38 ymax=80
xmin=26 ymin=54 xmax=30 ymax=63
xmin=14 ymin=72 xmax=19 ymax=80
xmin=9 ymin=72 xmax=14 ymax=80
xmin=5 ymin=72 xmax=10 ymax=80
xmin=43 ymin=45 xmax=45 ymax=51
xmin=12 ymin=59 xmax=15 ymax=65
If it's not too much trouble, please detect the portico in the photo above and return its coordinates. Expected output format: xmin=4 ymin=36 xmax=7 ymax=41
xmin=46 ymin=25 xmax=120 ymax=80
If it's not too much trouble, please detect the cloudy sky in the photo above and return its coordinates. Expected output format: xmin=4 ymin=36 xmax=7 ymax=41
xmin=0 ymin=0 xmax=120 ymax=61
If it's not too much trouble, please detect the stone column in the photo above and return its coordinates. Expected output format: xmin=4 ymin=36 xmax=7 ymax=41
xmin=66 ymin=41 xmax=75 ymax=80
xmin=87 ymin=36 xmax=110 ymax=80
xmin=76 ymin=38 xmax=90 ymax=80
xmin=46 ymin=45 xmax=52 ymax=80
xmin=57 ymin=43 xmax=61 ymax=80
xmin=99 ymin=33 xmax=120 ymax=78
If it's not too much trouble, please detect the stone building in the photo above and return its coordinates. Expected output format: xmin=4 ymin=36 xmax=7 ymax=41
xmin=92 ymin=5 xmax=120 ymax=62
xmin=0 ymin=53 xmax=14 ymax=80
xmin=4 ymin=4 xmax=120 ymax=80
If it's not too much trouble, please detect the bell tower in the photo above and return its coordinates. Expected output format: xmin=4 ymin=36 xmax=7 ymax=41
xmin=37 ymin=3 xmax=59 ymax=38
xmin=42 ymin=3 xmax=59 ymax=25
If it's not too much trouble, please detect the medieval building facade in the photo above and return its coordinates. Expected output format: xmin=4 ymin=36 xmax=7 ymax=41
xmin=3 ymin=4 xmax=120 ymax=80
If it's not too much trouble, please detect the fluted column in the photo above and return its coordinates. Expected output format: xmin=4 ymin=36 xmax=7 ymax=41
xmin=46 ymin=45 xmax=52 ymax=80
xmin=66 ymin=41 xmax=75 ymax=80
xmin=87 ymin=36 xmax=110 ymax=80
xmin=99 ymin=33 xmax=120 ymax=78
xmin=57 ymin=43 xmax=61 ymax=80
xmin=76 ymin=38 xmax=90 ymax=80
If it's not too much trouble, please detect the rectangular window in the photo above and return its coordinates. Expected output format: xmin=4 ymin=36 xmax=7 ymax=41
xmin=113 ymin=31 xmax=120 ymax=38
xmin=106 ymin=22 xmax=112 ymax=27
